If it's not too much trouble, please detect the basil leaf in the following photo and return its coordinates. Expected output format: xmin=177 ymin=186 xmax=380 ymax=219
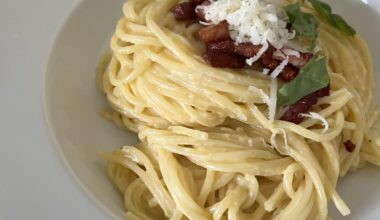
xmin=277 ymin=55 xmax=329 ymax=107
xmin=308 ymin=0 xmax=356 ymax=36
xmin=285 ymin=2 xmax=319 ymax=48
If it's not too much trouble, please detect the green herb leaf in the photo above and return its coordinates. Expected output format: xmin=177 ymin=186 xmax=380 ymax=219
xmin=308 ymin=0 xmax=356 ymax=36
xmin=277 ymin=55 xmax=329 ymax=107
xmin=285 ymin=2 xmax=319 ymax=48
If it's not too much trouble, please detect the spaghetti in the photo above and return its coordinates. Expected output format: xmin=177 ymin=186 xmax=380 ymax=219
xmin=97 ymin=0 xmax=380 ymax=219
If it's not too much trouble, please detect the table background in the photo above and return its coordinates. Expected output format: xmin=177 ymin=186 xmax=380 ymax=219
xmin=0 ymin=0 xmax=110 ymax=219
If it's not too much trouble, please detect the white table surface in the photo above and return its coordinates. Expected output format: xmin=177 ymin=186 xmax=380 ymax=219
xmin=0 ymin=0 xmax=110 ymax=219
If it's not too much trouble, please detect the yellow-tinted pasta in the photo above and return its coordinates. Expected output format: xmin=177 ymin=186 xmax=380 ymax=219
xmin=97 ymin=0 xmax=380 ymax=219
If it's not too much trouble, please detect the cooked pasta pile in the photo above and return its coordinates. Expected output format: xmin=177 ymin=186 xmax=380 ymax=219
xmin=97 ymin=0 xmax=380 ymax=219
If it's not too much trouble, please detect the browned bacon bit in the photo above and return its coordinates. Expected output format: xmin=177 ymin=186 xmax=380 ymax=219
xmin=202 ymin=50 xmax=245 ymax=68
xmin=344 ymin=140 xmax=356 ymax=153
xmin=280 ymin=92 xmax=318 ymax=124
xmin=261 ymin=46 xmax=313 ymax=82
xmin=316 ymin=83 xmax=330 ymax=97
xmin=207 ymin=40 xmax=263 ymax=58
xmin=199 ymin=21 xmax=230 ymax=43
xmin=272 ymin=51 xmax=313 ymax=68
xmin=277 ymin=65 xmax=299 ymax=82
xmin=261 ymin=46 xmax=279 ymax=70
xmin=280 ymin=85 xmax=331 ymax=124
xmin=171 ymin=2 xmax=197 ymax=21
xmin=234 ymin=43 xmax=263 ymax=58
xmin=195 ymin=0 xmax=210 ymax=21
xmin=288 ymin=53 xmax=313 ymax=68
xmin=286 ymin=23 xmax=292 ymax=32
xmin=190 ymin=0 xmax=207 ymax=4
xmin=207 ymin=40 xmax=236 ymax=54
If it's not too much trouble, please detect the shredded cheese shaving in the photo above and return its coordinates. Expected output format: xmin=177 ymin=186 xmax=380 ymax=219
xmin=198 ymin=0 xmax=295 ymax=49
xmin=282 ymin=48 xmax=300 ymax=57
xmin=262 ymin=68 xmax=270 ymax=75
xmin=273 ymin=49 xmax=286 ymax=59
xmin=270 ymin=128 xmax=290 ymax=155
xmin=246 ymin=40 xmax=269 ymax=65
xmin=268 ymin=78 xmax=278 ymax=122
xmin=271 ymin=56 xmax=289 ymax=78
xmin=301 ymin=112 xmax=330 ymax=133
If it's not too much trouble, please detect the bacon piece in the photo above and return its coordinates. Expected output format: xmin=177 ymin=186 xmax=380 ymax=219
xmin=202 ymin=50 xmax=245 ymax=68
xmin=272 ymin=51 xmax=313 ymax=68
xmin=316 ymin=83 xmax=330 ymax=97
xmin=261 ymin=47 xmax=314 ymax=81
xmin=286 ymin=23 xmax=292 ymax=32
xmin=280 ymin=92 xmax=318 ymax=124
xmin=344 ymin=140 xmax=356 ymax=153
xmin=190 ymin=0 xmax=207 ymax=4
xmin=277 ymin=65 xmax=298 ymax=82
xmin=207 ymin=40 xmax=236 ymax=54
xmin=171 ymin=2 xmax=197 ymax=21
xmin=288 ymin=53 xmax=313 ymax=67
xmin=199 ymin=21 xmax=230 ymax=43
xmin=195 ymin=1 xmax=210 ymax=21
xmin=280 ymin=85 xmax=331 ymax=124
xmin=261 ymin=46 xmax=280 ymax=70
xmin=234 ymin=43 xmax=263 ymax=57
xmin=207 ymin=40 xmax=262 ymax=58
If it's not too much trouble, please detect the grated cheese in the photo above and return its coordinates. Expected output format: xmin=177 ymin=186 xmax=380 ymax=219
xmin=301 ymin=112 xmax=330 ymax=133
xmin=268 ymin=78 xmax=278 ymax=122
xmin=246 ymin=40 xmax=269 ymax=65
xmin=249 ymin=75 xmax=279 ymax=122
xmin=282 ymin=48 xmax=300 ymax=58
xmin=270 ymin=128 xmax=290 ymax=155
xmin=262 ymin=68 xmax=270 ymax=75
xmin=270 ymin=56 xmax=288 ymax=79
xmin=273 ymin=49 xmax=286 ymax=59
xmin=198 ymin=0 xmax=295 ymax=50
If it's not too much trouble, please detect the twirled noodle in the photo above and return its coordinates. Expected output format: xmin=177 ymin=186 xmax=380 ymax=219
xmin=97 ymin=0 xmax=380 ymax=219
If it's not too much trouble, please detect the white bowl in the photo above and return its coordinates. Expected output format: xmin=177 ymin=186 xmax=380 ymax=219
xmin=44 ymin=0 xmax=380 ymax=219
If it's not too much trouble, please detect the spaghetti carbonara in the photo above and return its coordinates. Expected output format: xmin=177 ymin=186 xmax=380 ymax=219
xmin=97 ymin=0 xmax=380 ymax=219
